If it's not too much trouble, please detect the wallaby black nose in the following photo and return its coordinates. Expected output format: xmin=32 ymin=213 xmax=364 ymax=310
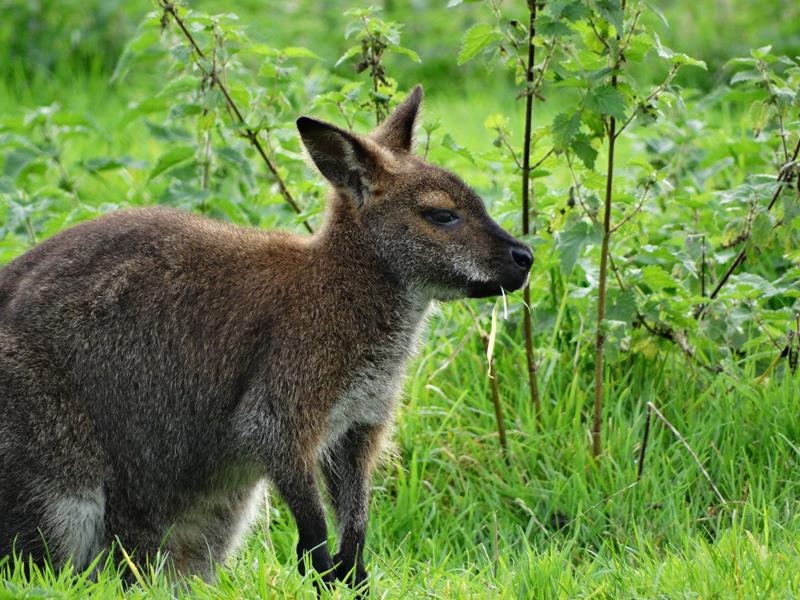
xmin=510 ymin=246 xmax=533 ymax=270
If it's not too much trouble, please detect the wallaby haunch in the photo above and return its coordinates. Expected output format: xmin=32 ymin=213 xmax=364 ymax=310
xmin=0 ymin=86 xmax=532 ymax=590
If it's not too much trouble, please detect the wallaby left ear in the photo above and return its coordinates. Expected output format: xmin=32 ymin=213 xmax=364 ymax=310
xmin=296 ymin=116 xmax=380 ymax=204
xmin=371 ymin=85 xmax=423 ymax=153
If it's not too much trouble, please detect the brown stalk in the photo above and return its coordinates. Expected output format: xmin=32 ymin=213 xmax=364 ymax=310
xmin=159 ymin=0 xmax=313 ymax=234
xmin=465 ymin=304 xmax=508 ymax=455
xmin=636 ymin=403 xmax=652 ymax=481
xmin=521 ymin=0 xmax=542 ymax=424
xmin=592 ymin=0 xmax=626 ymax=458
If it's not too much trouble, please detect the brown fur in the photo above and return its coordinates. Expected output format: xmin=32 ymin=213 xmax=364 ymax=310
xmin=0 ymin=86 xmax=531 ymax=591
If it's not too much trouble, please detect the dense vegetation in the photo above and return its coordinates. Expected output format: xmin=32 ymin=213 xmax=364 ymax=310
xmin=1 ymin=0 xmax=799 ymax=597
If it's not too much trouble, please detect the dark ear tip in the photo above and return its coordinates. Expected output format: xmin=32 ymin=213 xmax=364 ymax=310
xmin=296 ymin=116 xmax=316 ymax=132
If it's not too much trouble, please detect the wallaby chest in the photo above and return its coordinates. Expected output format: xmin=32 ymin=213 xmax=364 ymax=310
xmin=321 ymin=301 xmax=429 ymax=450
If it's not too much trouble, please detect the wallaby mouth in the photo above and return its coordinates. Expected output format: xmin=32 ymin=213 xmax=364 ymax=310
xmin=466 ymin=278 xmax=526 ymax=298
xmin=465 ymin=242 xmax=532 ymax=298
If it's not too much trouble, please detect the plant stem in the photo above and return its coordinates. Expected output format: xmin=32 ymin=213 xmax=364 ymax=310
xmin=593 ymin=115 xmax=615 ymax=458
xmin=592 ymin=2 xmax=625 ymax=458
xmin=521 ymin=0 xmax=541 ymax=424
xmin=636 ymin=403 xmax=652 ymax=481
xmin=465 ymin=304 xmax=508 ymax=455
xmin=160 ymin=0 xmax=312 ymax=234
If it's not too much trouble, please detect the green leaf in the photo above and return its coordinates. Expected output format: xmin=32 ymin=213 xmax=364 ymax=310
xmin=641 ymin=265 xmax=675 ymax=291
xmin=335 ymin=45 xmax=362 ymax=67
xmin=596 ymin=0 xmax=624 ymax=34
xmin=148 ymin=146 xmax=195 ymax=181
xmin=3 ymin=148 xmax=40 ymax=181
xmin=607 ymin=288 xmax=637 ymax=324
xmin=388 ymin=45 xmax=421 ymax=63
xmin=730 ymin=70 xmax=761 ymax=85
xmin=570 ymin=134 xmax=597 ymax=169
xmin=585 ymin=86 xmax=627 ymax=121
xmin=653 ymin=34 xmax=707 ymax=70
xmin=556 ymin=220 xmax=601 ymax=275
xmin=750 ymin=209 xmax=775 ymax=248
xmin=751 ymin=45 xmax=773 ymax=60
xmin=441 ymin=133 xmax=475 ymax=164
xmin=458 ymin=24 xmax=502 ymax=65
xmin=80 ymin=156 xmax=147 ymax=174
xmin=548 ymin=0 xmax=591 ymax=22
xmin=536 ymin=15 xmax=572 ymax=38
xmin=281 ymin=46 xmax=320 ymax=59
xmin=552 ymin=112 xmax=581 ymax=151
xmin=0 ymin=177 xmax=16 ymax=194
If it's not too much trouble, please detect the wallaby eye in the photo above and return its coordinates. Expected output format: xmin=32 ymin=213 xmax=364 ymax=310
xmin=425 ymin=209 xmax=460 ymax=226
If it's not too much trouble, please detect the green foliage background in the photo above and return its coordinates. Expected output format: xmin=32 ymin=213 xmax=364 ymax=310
xmin=1 ymin=1 xmax=800 ymax=598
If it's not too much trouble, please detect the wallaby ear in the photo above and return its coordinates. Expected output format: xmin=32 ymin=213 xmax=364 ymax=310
xmin=371 ymin=85 xmax=423 ymax=153
xmin=296 ymin=116 xmax=379 ymax=202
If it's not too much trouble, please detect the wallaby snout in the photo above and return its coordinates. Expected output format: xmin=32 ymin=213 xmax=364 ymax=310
xmin=463 ymin=225 xmax=533 ymax=298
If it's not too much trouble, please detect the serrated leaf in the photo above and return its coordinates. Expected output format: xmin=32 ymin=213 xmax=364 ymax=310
xmin=441 ymin=134 xmax=475 ymax=164
xmin=607 ymin=289 xmax=637 ymax=324
xmin=0 ymin=177 xmax=16 ymax=194
xmin=281 ymin=46 xmax=320 ymax=59
xmin=148 ymin=146 xmax=195 ymax=181
xmin=750 ymin=209 xmax=775 ymax=247
xmin=389 ymin=45 xmax=421 ymax=63
xmin=458 ymin=24 xmax=502 ymax=65
xmin=641 ymin=265 xmax=675 ymax=291
xmin=3 ymin=148 xmax=40 ymax=180
xmin=585 ymin=86 xmax=627 ymax=121
xmin=751 ymin=45 xmax=773 ymax=60
xmin=80 ymin=156 xmax=147 ymax=174
xmin=653 ymin=34 xmax=706 ymax=70
xmin=335 ymin=45 xmax=362 ymax=67
xmin=552 ymin=112 xmax=581 ymax=151
xmin=596 ymin=0 xmax=624 ymax=34
xmin=730 ymin=70 xmax=761 ymax=85
xmin=556 ymin=220 xmax=601 ymax=275
xmin=536 ymin=15 xmax=572 ymax=38
xmin=570 ymin=134 xmax=597 ymax=169
xmin=548 ymin=0 xmax=591 ymax=21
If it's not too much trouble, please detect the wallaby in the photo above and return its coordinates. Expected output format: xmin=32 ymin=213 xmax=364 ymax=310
xmin=0 ymin=86 xmax=532 ymax=591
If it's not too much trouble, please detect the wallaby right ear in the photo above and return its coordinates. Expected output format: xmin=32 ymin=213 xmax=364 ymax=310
xmin=296 ymin=117 xmax=379 ymax=201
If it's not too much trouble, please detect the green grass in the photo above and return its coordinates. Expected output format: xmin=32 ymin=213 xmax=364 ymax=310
xmin=2 ymin=2 xmax=800 ymax=598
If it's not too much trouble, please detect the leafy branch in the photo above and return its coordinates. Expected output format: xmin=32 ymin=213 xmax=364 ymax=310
xmin=158 ymin=0 xmax=313 ymax=233
xmin=695 ymin=135 xmax=800 ymax=319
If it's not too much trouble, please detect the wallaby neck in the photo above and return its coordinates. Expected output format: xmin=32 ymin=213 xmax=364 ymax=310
xmin=312 ymin=193 xmax=429 ymax=322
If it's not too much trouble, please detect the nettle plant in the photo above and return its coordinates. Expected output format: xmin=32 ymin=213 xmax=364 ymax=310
xmin=0 ymin=104 xmax=149 ymax=263
xmin=456 ymin=0 xmax=798 ymax=455
xmin=0 ymin=2 xmax=425 ymax=262
xmin=336 ymin=6 xmax=421 ymax=125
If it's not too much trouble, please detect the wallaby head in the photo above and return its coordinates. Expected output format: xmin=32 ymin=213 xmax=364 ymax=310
xmin=297 ymin=85 xmax=532 ymax=301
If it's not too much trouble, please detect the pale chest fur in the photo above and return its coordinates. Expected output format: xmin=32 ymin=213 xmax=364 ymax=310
xmin=321 ymin=301 xmax=430 ymax=450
